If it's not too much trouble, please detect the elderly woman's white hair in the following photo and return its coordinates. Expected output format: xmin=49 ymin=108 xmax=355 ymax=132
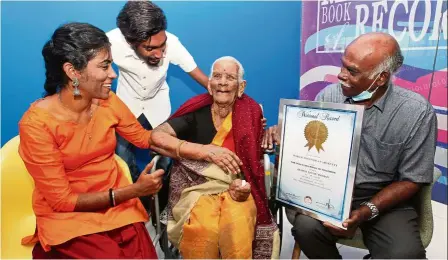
xmin=209 ymin=56 xmax=245 ymax=82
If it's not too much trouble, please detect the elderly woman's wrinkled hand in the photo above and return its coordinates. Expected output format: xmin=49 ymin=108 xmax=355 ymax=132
xmin=261 ymin=125 xmax=280 ymax=150
xmin=203 ymin=144 xmax=243 ymax=175
xmin=229 ymin=179 xmax=251 ymax=202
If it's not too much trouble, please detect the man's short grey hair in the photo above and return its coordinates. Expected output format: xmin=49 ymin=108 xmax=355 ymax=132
xmin=369 ymin=47 xmax=404 ymax=79
xmin=210 ymin=56 xmax=245 ymax=82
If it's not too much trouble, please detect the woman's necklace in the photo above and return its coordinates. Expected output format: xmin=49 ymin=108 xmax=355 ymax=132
xmin=58 ymin=92 xmax=94 ymax=140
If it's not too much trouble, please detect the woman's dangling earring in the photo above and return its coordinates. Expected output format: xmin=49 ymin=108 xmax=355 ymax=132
xmin=72 ymin=78 xmax=81 ymax=97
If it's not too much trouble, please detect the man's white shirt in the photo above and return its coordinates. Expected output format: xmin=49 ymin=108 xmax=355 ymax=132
xmin=107 ymin=28 xmax=197 ymax=127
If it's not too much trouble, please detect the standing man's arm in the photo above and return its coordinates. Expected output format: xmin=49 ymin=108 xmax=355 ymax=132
xmin=169 ymin=34 xmax=208 ymax=89
xmin=188 ymin=67 xmax=209 ymax=88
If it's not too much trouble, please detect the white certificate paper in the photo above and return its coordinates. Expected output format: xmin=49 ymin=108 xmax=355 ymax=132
xmin=275 ymin=100 xmax=364 ymax=228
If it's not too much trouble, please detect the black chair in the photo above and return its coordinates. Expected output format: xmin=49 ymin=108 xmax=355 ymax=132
xmin=148 ymin=154 xmax=177 ymax=258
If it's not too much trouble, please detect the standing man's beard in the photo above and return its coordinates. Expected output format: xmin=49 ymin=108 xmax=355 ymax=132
xmin=132 ymin=48 xmax=161 ymax=67
xmin=146 ymin=57 xmax=161 ymax=66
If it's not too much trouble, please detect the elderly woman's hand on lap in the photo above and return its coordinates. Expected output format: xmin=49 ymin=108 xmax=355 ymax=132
xmin=229 ymin=179 xmax=251 ymax=202
xmin=203 ymin=144 xmax=243 ymax=175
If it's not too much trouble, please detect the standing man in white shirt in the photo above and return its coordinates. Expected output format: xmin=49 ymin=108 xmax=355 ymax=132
xmin=107 ymin=1 xmax=209 ymax=184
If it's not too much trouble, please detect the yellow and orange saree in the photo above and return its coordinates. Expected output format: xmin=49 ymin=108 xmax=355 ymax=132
xmin=166 ymin=94 xmax=280 ymax=259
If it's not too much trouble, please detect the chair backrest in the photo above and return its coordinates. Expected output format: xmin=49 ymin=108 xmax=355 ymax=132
xmin=414 ymin=167 xmax=442 ymax=248
xmin=115 ymin=154 xmax=133 ymax=184
xmin=0 ymin=136 xmax=132 ymax=258
xmin=1 ymin=136 xmax=35 ymax=258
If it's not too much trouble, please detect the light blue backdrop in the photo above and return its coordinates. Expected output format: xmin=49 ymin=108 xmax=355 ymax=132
xmin=1 ymin=1 xmax=302 ymax=146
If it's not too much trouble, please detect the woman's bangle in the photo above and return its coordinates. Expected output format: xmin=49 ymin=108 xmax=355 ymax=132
xmin=176 ymin=140 xmax=187 ymax=159
xmin=109 ymin=188 xmax=116 ymax=207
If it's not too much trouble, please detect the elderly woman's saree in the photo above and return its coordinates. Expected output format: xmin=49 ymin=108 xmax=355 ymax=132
xmin=166 ymin=94 xmax=280 ymax=259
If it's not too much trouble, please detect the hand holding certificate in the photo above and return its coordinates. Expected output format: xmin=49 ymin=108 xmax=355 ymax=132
xmin=323 ymin=208 xmax=367 ymax=237
xmin=274 ymin=99 xmax=364 ymax=229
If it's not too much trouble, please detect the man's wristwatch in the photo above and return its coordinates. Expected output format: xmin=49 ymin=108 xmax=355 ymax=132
xmin=361 ymin=201 xmax=379 ymax=220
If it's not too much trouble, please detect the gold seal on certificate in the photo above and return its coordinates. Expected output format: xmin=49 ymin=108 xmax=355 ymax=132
xmin=304 ymin=120 xmax=328 ymax=152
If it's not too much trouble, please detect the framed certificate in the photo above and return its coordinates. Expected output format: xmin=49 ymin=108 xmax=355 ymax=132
xmin=274 ymin=99 xmax=364 ymax=229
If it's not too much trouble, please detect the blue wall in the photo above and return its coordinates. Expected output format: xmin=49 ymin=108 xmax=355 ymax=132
xmin=1 ymin=1 xmax=302 ymax=146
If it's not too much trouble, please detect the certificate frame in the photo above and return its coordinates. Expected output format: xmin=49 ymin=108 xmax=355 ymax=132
xmin=273 ymin=99 xmax=364 ymax=229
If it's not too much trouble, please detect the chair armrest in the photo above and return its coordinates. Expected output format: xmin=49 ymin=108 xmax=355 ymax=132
xmin=433 ymin=167 xmax=442 ymax=183
xmin=150 ymin=154 xmax=173 ymax=182
xmin=150 ymin=155 xmax=161 ymax=174
xmin=264 ymin=153 xmax=272 ymax=198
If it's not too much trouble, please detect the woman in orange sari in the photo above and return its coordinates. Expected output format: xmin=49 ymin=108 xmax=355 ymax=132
xmin=18 ymin=22 xmax=163 ymax=258
xmin=150 ymin=56 xmax=280 ymax=259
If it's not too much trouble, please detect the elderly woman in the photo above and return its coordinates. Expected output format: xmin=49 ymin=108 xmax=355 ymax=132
xmin=150 ymin=56 xmax=279 ymax=259
xmin=18 ymin=22 xmax=164 ymax=258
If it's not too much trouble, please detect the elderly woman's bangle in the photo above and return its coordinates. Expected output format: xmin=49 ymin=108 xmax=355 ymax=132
xmin=176 ymin=140 xmax=187 ymax=159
